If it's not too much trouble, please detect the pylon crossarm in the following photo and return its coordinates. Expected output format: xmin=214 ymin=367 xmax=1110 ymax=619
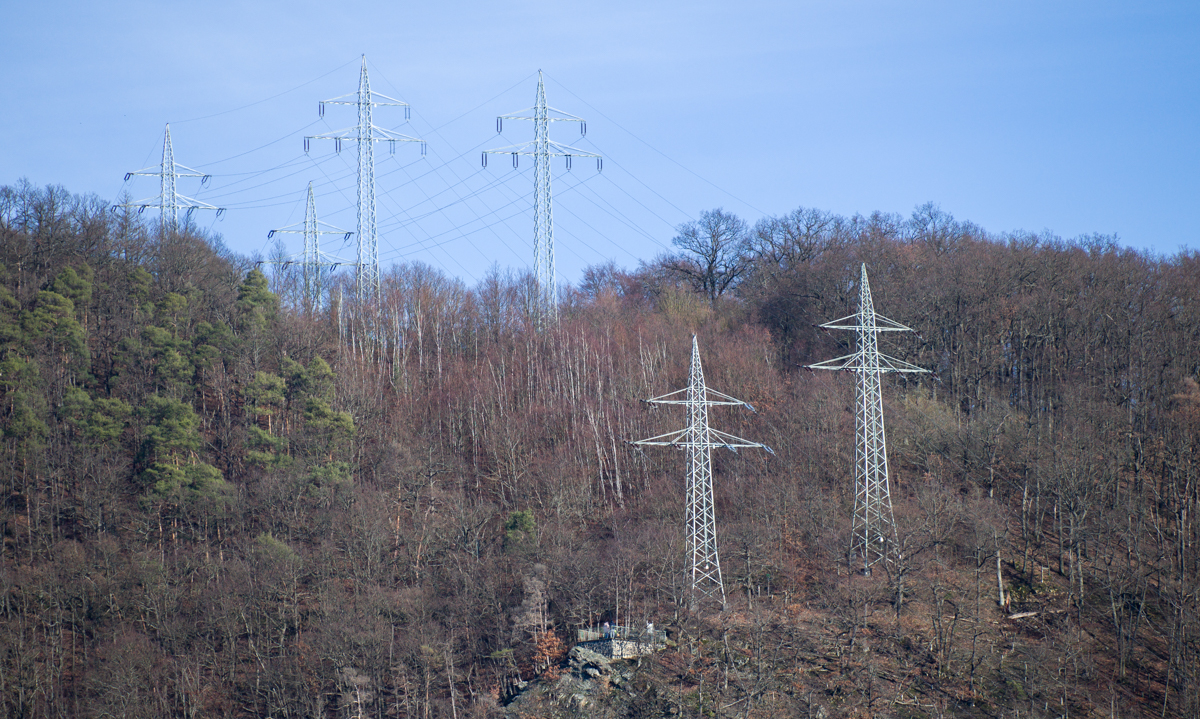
xmin=630 ymin=429 xmax=689 ymax=447
xmin=703 ymin=387 xmax=757 ymax=409
xmin=643 ymin=387 xmax=689 ymax=404
xmin=269 ymin=221 xmax=351 ymax=236
xmin=543 ymin=141 xmax=600 ymax=158
xmin=483 ymin=142 xmax=539 ymax=155
xmin=877 ymin=354 xmax=930 ymax=373
xmin=706 ymin=428 xmax=772 ymax=452
xmin=645 ymin=388 xmax=751 ymax=408
xmin=261 ymin=252 xmax=354 ymax=267
xmin=484 ymin=141 xmax=600 ymax=159
xmin=125 ymin=165 xmax=206 ymax=179
xmin=499 ymin=107 xmax=586 ymax=122
xmin=322 ymin=91 xmax=409 ymax=107
xmin=120 ymin=196 xmax=166 ymax=208
xmin=820 ymin=314 xmax=915 ymax=332
xmin=307 ymin=127 xmax=422 ymax=144
xmin=122 ymin=195 xmax=220 ymax=213
xmin=806 ymin=352 xmax=864 ymax=371
xmin=173 ymin=194 xmax=220 ymax=211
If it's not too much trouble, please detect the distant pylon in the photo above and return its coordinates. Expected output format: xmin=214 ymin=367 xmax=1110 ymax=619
xmin=808 ymin=264 xmax=927 ymax=575
xmin=632 ymin=335 xmax=772 ymax=610
xmin=262 ymin=183 xmax=353 ymax=314
xmin=115 ymin=124 xmax=224 ymax=230
xmin=305 ymin=55 xmax=424 ymax=306
xmin=484 ymin=71 xmax=601 ymax=325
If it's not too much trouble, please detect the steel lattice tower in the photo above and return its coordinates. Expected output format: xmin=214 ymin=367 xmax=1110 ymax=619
xmin=116 ymin=124 xmax=224 ymax=230
xmin=305 ymin=56 xmax=423 ymax=306
xmin=484 ymin=71 xmax=600 ymax=324
xmin=633 ymin=336 xmax=772 ymax=610
xmin=809 ymin=264 xmax=927 ymax=575
xmin=263 ymin=183 xmax=353 ymax=314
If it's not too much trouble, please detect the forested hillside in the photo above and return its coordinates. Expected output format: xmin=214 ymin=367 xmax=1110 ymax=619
xmin=3 ymin=181 xmax=1200 ymax=718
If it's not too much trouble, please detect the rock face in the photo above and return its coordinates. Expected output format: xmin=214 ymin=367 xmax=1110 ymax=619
xmin=569 ymin=646 xmax=620 ymax=683
xmin=502 ymin=646 xmax=635 ymax=719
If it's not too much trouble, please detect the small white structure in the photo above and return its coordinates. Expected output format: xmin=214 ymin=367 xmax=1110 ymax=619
xmin=576 ymin=625 xmax=666 ymax=659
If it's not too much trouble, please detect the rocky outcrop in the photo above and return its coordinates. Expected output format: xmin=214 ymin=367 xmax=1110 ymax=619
xmin=502 ymin=645 xmax=637 ymax=718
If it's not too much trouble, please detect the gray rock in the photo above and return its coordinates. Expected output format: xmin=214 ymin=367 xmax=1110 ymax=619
xmin=568 ymin=645 xmax=613 ymax=679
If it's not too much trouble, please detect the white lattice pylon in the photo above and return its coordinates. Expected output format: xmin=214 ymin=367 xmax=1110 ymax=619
xmin=116 ymin=124 xmax=223 ymax=230
xmin=263 ymin=183 xmax=354 ymax=313
xmin=808 ymin=264 xmax=927 ymax=575
xmin=306 ymin=56 xmax=423 ymax=306
xmin=633 ymin=336 xmax=772 ymax=610
xmin=484 ymin=71 xmax=600 ymax=324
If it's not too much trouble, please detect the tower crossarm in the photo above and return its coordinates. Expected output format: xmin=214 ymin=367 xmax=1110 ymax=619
xmin=498 ymin=105 xmax=587 ymax=123
xmin=306 ymin=125 xmax=423 ymax=145
xmin=257 ymin=254 xmax=355 ymax=268
xmin=483 ymin=140 xmax=600 ymax=160
xmin=321 ymin=90 xmax=409 ymax=108
xmin=629 ymin=427 xmax=769 ymax=452
xmin=269 ymin=222 xmax=352 ymax=240
xmin=123 ymin=163 xmax=208 ymax=181
xmin=818 ymin=313 xmax=915 ymax=332
xmin=807 ymin=352 xmax=928 ymax=374
xmin=116 ymin=193 xmax=222 ymax=216
xmin=642 ymin=387 xmax=757 ymax=409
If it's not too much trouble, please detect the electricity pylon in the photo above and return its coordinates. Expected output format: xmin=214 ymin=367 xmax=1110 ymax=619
xmin=808 ymin=264 xmax=927 ymax=575
xmin=116 ymin=124 xmax=224 ymax=230
xmin=305 ymin=55 xmax=423 ymax=306
xmin=263 ymin=182 xmax=353 ymax=314
xmin=484 ymin=71 xmax=601 ymax=324
xmin=633 ymin=335 xmax=772 ymax=610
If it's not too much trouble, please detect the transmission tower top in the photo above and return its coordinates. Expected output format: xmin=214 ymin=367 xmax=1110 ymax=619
xmin=633 ymin=335 xmax=772 ymax=610
xmin=808 ymin=264 xmax=927 ymax=575
xmin=115 ymin=124 xmax=224 ymax=230
xmin=262 ymin=183 xmax=354 ymax=314
xmin=484 ymin=71 xmax=601 ymax=325
xmin=305 ymin=55 xmax=424 ymax=306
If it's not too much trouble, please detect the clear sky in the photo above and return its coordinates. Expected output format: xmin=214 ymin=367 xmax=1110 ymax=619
xmin=3 ymin=1 xmax=1198 ymax=286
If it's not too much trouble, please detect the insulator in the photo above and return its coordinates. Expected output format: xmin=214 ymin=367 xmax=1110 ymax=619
xmin=482 ymin=152 xmax=487 ymax=168
xmin=581 ymin=122 xmax=586 ymax=136
xmin=186 ymin=207 xmax=196 ymax=221
xmin=268 ymin=230 xmax=276 ymax=238
xmin=124 ymin=172 xmax=132 ymax=181
xmin=512 ymin=153 xmax=518 ymax=169
xmin=343 ymin=232 xmax=351 ymax=241
xmin=216 ymin=208 xmax=226 ymax=219
xmin=565 ymin=154 xmax=572 ymax=171
xmin=319 ymin=102 xmax=325 ymax=118
xmin=405 ymin=106 xmax=411 ymax=120
xmin=597 ymin=158 xmax=603 ymax=172
xmin=421 ymin=142 xmax=427 ymax=156
xmin=137 ymin=207 xmax=146 ymax=215
xmin=201 ymin=175 xmax=211 ymax=186
xmin=335 ymin=138 xmax=341 ymax=153
xmin=497 ymin=117 xmax=502 ymax=134
xmin=304 ymin=137 xmax=310 ymax=153
xmin=389 ymin=139 xmax=396 ymax=154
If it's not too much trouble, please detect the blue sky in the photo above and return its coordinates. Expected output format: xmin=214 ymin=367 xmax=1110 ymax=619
xmin=3 ymin=1 xmax=1198 ymax=285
